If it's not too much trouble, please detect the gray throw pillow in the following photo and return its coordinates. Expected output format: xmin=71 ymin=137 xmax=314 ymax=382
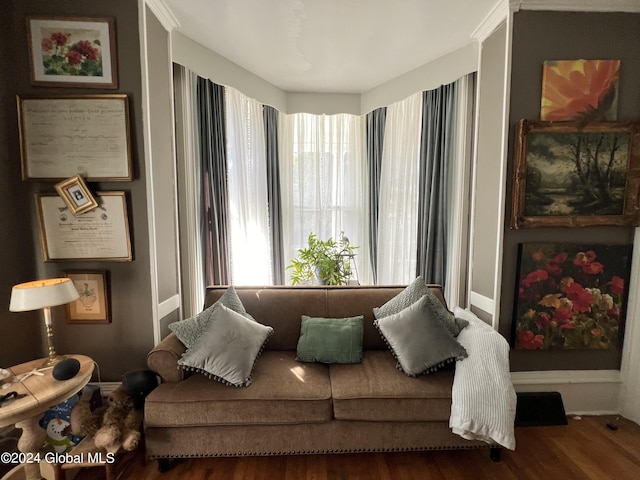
xmin=374 ymin=295 xmax=467 ymax=376
xmin=373 ymin=277 xmax=468 ymax=336
xmin=296 ymin=315 xmax=364 ymax=364
xmin=178 ymin=303 xmax=273 ymax=387
xmin=373 ymin=276 xmax=429 ymax=319
xmin=169 ymin=286 xmax=255 ymax=348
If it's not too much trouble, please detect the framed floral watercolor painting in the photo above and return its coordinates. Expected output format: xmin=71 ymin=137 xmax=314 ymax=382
xmin=513 ymin=243 xmax=632 ymax=350
xmin=540 ymin=59 xmax=620 ymax=122
xmin=27 ymin=16 xmax=118 ymax=88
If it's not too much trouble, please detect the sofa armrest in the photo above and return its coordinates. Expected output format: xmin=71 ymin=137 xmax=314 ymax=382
xmin=147 ymin=332 xmax=186 ymax=383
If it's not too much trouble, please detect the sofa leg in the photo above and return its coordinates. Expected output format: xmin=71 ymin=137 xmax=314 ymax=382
xmin=490 ymin=447 xmax=501 ymax=462
xmin=157 ymin=458 xmax=172 ymax=472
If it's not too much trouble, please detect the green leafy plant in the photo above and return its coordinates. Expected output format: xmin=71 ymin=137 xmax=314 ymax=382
xmin=287 ymin=233 xmax=358 ymax=285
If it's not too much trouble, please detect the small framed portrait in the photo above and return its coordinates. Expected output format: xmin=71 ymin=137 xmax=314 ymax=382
xmin=54 ymin=175 xmax=98 ymax=215
xmin=63 ymin=270 xmax=110 ymax=324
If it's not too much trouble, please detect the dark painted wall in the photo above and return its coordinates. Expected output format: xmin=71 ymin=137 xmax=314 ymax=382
xmin=0 ymin=0 xmax=154 ymax=380
xmin=503 ymin=11 xmax=640 ymax=371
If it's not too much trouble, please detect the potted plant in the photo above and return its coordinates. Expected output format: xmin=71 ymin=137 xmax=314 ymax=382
xmin=287 ymin=233 xmax=358 ymax=285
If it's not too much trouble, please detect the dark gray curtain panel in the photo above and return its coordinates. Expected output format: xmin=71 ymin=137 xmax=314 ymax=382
xmin=366 ymin=107 xmax=386 ymax=284
xmin=417 ymin=82 xmax=456 ymax=286
xmin=263 ymin=105 xmax=284 ymax=284
xmin=197 ymin=78 xmax=230 ymax=286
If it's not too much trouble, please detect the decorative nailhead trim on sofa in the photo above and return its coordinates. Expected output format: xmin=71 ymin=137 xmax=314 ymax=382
xmin=148 ymin=443 xmax=496 ymax=459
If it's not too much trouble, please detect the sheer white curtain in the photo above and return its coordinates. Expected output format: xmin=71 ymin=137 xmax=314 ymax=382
xmin=376 ymin=92 xmax=423 ymax=284
xmin=225 ymin=87 xmax=272 ymax=285
xmin=173 ymin=65 xmax=205 ymax=316
xmin=280 ymin=113 xmax=372 ymax=284
xmin=446 ymin=75 xmax=474 ymax=307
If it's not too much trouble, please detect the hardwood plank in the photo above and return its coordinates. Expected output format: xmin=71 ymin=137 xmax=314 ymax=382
xmin=71 ymin=415 xmax=640 ymax=480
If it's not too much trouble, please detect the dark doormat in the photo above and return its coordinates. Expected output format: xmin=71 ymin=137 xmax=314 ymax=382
xmin=515 ymin=391 xmax=568 ymax=426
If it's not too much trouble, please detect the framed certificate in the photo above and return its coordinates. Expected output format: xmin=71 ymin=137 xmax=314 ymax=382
xmin=35 ymin=191 xmax=132 ymax=262
xmin=17 ymin=95 xmax=133 ymax=181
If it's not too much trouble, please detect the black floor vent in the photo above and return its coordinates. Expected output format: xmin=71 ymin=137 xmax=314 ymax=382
xmin=515 ymin=391 xmax=568 ymax=426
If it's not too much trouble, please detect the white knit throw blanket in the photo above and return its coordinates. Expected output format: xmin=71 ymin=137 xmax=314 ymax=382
xmin=449 ymin=307 xmax=517 ymax=450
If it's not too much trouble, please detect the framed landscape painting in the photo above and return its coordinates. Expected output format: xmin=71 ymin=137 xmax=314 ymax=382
xmin=511 ymin=120 xmax=640 ymax=229
xmin=27 ymin=16 xmax=118 ymax=88
xmin=513 ymin=243 xmax=632 ymax=350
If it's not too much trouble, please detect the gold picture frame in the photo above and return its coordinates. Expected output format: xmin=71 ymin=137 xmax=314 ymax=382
xmin=35 ymin=191 xmax=132 ymax=262
xmin=27 ymin=16 xmax=118 ymax=89
xmin=63 ymin=270 xmax=110 ymax=324
xmin=17 ymin=94 xmax=133 ymax=182
xmin=54 ymin=175 xmax=98 ymax=215
xmin=511 ymin=119 xmax=640 ymax=229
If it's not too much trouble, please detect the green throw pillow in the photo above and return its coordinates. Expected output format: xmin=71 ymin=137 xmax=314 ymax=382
xmin=178 ymin=303 xmax=273 ymax=387
xmin=296 ymin=315 xmax=364 ymax=364
xmin=374 ymin=295 xmax=467 ymax=376
xmin=169 ymin=286 xmax=255 ymax=348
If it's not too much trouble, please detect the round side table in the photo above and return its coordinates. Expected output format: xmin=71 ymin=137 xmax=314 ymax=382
xmin=0 ymin=355 xmax=94 ymax=480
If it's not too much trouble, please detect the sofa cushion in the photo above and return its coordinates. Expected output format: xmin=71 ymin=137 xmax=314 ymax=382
xmin=325 ymin=287 xmax=403 ymax=350
xmin=374 ymin=295 xmax=468 ymax=376
xmin=209 ymin=287 xmax=329 ymax=351
xmin=169 ymin=286 xmax=255 ymax=348
xmin=145 ymin=351 xmax=333 ymax=427
xmin=177 ymin=304 xmax=273 ymax=387
xmin=330 ymin=351 xmax=454 ymax=422
xmin=296 ymin=315 xmax=364 ymax=364
xmin=373 ymin=277 xmax=468 ymax=336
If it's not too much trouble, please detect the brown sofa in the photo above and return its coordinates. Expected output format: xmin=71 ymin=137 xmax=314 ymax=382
xmin=144 ymin=285 xmax=493 ymax=464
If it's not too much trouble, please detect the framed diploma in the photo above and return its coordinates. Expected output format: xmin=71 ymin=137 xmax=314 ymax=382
xmin=35 ymin=191 xmax=132 ymax=262
xmin=17 ymin=95 xmax=133 ymax=181
xmin=63 ymin=270 xmax=110 ymax=324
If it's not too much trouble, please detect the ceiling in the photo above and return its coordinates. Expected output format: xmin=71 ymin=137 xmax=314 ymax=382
xmin=162 ymin=0 xmax=499 ymax=93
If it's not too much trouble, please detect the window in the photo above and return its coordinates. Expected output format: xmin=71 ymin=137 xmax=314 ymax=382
xmin=280 ymin=113 xmax=373 ymax=284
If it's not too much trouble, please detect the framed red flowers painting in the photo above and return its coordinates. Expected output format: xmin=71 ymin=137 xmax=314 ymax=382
xmin=511 ymin=119 xmax=640 ymax=229
xmin=27 ymin=16 xmax=118 ymax=88
xmin=541 ymin=59 xmax=620 ymax=122
xmin=513 ymin=243 xmax=632 ymax=350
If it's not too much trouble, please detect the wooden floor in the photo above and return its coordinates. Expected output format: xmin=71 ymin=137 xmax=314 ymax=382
xmin=73 ymin=415 xmax=640 ymax=480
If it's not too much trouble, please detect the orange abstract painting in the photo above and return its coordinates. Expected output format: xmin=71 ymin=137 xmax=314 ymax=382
xmin=541 ymin=59 xmax=620 ymax=121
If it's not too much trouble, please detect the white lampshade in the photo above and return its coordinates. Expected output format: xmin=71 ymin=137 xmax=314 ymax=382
xmin=9 ymin=278 xmax=80 ymax=312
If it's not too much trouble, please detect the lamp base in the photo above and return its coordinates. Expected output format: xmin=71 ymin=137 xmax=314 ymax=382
xmin=41 ymin=354 xmax=65 ymax=368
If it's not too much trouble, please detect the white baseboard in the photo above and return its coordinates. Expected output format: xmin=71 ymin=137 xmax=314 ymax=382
xmin=89 ymin=381 xmax=121 ymax=397
xmin=511 ymin=370 xmax=621 ymax=415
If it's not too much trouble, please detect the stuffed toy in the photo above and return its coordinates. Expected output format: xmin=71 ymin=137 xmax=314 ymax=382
xmin=70 ymin=384 xmax=143 ymax=454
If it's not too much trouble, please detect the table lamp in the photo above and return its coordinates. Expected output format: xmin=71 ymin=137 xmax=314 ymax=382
xmin=9 ymin=278 xmax=80 ymax=367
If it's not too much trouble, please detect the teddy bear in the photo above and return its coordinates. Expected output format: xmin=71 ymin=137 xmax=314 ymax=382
xmin=70 ymin=384 xmax=143 ymax=454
